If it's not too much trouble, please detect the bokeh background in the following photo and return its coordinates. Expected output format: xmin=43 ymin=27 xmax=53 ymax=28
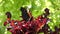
xmin=0 ymin=0 xmax=60 ymax=34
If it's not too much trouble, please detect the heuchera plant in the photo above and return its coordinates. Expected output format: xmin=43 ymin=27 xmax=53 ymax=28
xmin=4 ymin=7 xmax=50 ymax=34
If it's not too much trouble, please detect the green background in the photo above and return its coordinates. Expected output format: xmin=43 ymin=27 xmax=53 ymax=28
xmin=0 ymin=0 xmax=60 ymax=34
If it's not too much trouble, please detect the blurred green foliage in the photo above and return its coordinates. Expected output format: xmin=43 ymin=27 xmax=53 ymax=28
xmin=0 ymin=0 xmax=60 ymax=34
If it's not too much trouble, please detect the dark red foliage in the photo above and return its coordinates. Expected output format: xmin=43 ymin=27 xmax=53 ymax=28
xmin=4 ymin=7 xmax=50 ymax=34
xmin=4 ymin=16 xmax=48 ymax=34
